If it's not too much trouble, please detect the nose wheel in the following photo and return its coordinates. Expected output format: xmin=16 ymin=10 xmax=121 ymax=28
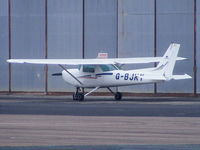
xmin=73 ymin=93 xmax=84 ymax=101
xmin=73 ymin=87 xmax=84 ymax=101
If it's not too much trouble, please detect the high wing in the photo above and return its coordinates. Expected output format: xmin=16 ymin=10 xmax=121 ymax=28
xmin=7 ymin=57 xmax=186 ymax=65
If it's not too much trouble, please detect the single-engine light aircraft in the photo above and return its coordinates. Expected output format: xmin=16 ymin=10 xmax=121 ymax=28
xmin=7 ymin=43 xmax=191 ymax=101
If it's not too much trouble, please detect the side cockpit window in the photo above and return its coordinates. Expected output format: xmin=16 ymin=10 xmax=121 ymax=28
xmin=82 ymin=65 xmax=95 ymax=73
xmin=78 ymin=65 xmax=81 ymax=70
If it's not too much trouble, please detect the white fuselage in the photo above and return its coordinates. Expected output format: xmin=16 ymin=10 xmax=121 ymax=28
xmin=62 ymin=68 xmax=163 ymax=88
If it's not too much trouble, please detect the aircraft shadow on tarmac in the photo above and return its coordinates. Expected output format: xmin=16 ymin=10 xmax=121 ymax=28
xmin=1 ymin=95 xmax=200 ymax=102
xmin=1 ymin=145 xmax=200 ymax=150
xmin=0 ymin=96 xmax=200 ymax=117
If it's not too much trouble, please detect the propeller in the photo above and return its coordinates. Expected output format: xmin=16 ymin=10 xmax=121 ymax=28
xmin=52 ymin=73 xmax=62 ymax=76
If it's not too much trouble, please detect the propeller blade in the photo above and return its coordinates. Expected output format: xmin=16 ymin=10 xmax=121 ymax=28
xmin=52 ymin=73 xmax=62 ymax=76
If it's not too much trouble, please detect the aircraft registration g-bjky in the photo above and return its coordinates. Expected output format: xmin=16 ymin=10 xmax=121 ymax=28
xmin=7 ymin=43 xmax=191 ymax=101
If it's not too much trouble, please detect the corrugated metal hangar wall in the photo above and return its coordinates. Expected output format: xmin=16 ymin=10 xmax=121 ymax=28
xmin=0 ymin=0 xmax=200 ymax=95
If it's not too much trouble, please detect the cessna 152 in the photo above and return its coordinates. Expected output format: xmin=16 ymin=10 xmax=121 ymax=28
xmin=7 ymin=43 xmax=191 ymax=101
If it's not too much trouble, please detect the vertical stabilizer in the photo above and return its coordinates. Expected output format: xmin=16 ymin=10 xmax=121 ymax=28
xmin=154 ymin=43 xmax=180 ymax=80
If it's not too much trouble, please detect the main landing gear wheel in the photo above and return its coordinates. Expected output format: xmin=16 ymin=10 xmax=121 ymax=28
xmin=115 ymin=92 xmax=122 ymax=101
xmin=107 ymin=87 xmax=122 ymax=101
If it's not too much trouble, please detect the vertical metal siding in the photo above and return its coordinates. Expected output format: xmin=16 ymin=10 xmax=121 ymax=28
xmin=157 ymin=0 xmax=194 ymax=93
xmin=11 ymin=0 xmax=45 ymax=91
xmin=0 ymin=0 xmax=9 ymax=91
xmin=197 ymin=0 xmax=200 ymax=93
xmin=0 ymin=0 xmax=198 ymax=95
xmin=84 ymin=0 xmax=117 ymax=58
xmin=47 ymin=0 xmax=83 ymax=92
xmin=118 ymin=0 xmax=154 ymax=93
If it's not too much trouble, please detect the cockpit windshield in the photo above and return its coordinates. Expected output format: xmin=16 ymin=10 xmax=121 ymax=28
xmin=82 ymin=65 xmax=95 ymax=73
xmin=99 ymin=64 xmax=118 ymax=72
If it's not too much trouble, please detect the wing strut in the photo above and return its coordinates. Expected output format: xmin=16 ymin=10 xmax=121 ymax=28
xmin=85 ymin=87 xmax=100 ymax=96
xmin=59 ymin=65 xmax=83 ymax=85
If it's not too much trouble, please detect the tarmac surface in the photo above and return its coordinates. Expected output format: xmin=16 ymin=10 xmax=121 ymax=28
xmin=0 ymin=95 xmax=200 ymax=150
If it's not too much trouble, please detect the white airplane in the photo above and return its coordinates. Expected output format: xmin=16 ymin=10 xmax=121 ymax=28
xmin=7 ymin=43 xmax=191 ymax=101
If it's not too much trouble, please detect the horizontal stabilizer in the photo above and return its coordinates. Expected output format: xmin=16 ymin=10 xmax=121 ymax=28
xmin=172 ymin=74 xmax=192 ymax=80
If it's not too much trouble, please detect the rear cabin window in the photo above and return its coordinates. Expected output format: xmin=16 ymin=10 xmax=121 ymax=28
xmin=82 ymin=65 xmax=95 ymax=73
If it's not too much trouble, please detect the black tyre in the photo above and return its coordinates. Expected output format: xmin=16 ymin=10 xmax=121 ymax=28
xmin=77 ymin=93 xmax=84 ymax=101
xmin=73 ymin=94 xmax=77 ymax=101
xmin=115 ymin=92 xmax=122 ymax=100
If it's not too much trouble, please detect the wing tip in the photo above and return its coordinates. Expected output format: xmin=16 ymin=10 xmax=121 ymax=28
xmin=7 ymin=59 xmax=24 ymax=63
xmin=7 ymin=59 xmax=13 ymax=63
